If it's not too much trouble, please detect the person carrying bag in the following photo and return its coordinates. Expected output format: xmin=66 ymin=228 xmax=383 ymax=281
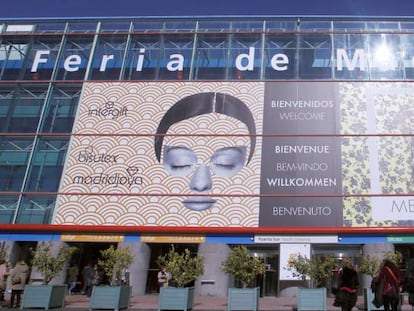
xmin=333 ymin=261 xmax=359 ymax=311
xmin=374 ymin=259 xmax=401 ymax=311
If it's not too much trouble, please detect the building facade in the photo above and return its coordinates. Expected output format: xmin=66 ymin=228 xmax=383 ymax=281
xmin=1 ymin=16 xmax=414 ymax=296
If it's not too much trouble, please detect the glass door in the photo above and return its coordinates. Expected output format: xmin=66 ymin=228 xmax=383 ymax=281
xmin=248 ymin=247 xmax=279 ymax=297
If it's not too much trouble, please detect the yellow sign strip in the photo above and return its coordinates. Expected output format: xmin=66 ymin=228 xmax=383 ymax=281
xmin=61 ymin=233 xmax=125 ymax=242
xmin=140 ymin=234 xmax=205 ymax=243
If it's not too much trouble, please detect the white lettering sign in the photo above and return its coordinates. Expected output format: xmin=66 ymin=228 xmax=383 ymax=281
xmin=28 ymin=48 xmax=375 ymax=73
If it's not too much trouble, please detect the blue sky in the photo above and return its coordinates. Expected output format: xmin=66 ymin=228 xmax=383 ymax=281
xmin=1 ymin=0 xmax=414 ymax=19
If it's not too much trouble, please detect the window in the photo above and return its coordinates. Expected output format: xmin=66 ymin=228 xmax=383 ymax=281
xmin=89 ymin=34 xmax=128 ymax=80
xmin=298 ymin=33 xmax=333 ymax=79
xmin=40 ymin=84 xmax=81 ymax=133
xmin=55 ymin=35 xmax=94 ymax=80
xmin=264 ymin=33 xmax=297 ymax=79
xmin=0 ymin=85 xmax=47 ymax=133
xmin=0 ymin=136 xmax=34 ymax=191
xmin=193 ymin=33 xmax=230 ymax=80
xmin=15 ymin=194 xmax=56 ymax=224
xmin=0 ymin=195 xmax=18 ymax=224
xmin=25 ymin=137 xmax=69 ymax=192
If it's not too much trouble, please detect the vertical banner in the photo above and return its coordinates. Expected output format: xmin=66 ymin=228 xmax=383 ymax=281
xmin=366 ymin=86 xmax=414 ymax=225
xmin=279 ymin=243 xmax=310 ymax=280
xmin=259 ymin=82 xmax=343 ymax=227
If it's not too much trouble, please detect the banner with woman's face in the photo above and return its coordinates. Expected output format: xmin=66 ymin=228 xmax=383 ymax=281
xmin=55 ymin=81 xmax=414 ymax=229
xmin=55 ymin=82 xmax=263 ymax=228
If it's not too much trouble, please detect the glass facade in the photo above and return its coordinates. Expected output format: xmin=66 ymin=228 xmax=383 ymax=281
xmin=1 ymin=16 xmax=414 ymax=225
xmin=0 ymin=18 xmax=414 ymax=82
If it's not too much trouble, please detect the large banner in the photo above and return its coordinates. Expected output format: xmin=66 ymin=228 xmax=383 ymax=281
xmin=55 ymin=82 xmax=264 ymax=227
xmin=54 ymin=81 xmax=414 ymax=228
xmin=259 ymin=82 xmax=342 ymax=227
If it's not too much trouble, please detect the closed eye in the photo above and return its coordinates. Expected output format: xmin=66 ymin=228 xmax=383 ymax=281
xmin=163 ymin=145 xmax=197 ymax=176
xmin=210 ymin=146 xmax=246 ymax=177
xmin=213 ymin=163 xmax=236 ymax=170
xmin=170 ymin=164 xmax=193 ymax=171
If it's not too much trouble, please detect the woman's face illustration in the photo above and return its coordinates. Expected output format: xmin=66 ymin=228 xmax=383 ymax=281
xmin=160 ymin=113 xmax=251 ymax=211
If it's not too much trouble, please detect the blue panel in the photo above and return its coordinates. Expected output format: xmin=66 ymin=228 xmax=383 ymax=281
xmin=338 ymin=235 xmax=387 ymax=244
xmin=124 ymin=234 xmax=140 ymax=242
xmin=206 ymin=235 xmax=254 ymax=244
xmin=0 ymin=233 xmax=60 ymax=241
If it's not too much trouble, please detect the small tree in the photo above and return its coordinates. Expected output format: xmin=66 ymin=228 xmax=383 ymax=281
xmin=287 ymin=253 xmax=336 ymax=288
xmin=98 ymin=245 xmax=134 ymax=286
xmin=222 ymin=245 xmax=266 ymax=288
xmin=359 ymin=251 xmax=403 ymax=277
xmin=384 ymin=250 xmax=403 ymax=266
xmin=359 ymin=255 xmax=380 ymax=278
xmin=157 ymin=246 xmax=204 ymax=287
xmin=31 ymin=242 xmax=77 ymax=285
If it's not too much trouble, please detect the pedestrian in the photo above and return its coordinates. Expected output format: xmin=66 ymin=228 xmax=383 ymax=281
xmin=403 ymin=258 xmax=414 ymax=306
xmin=9 ymin=259 xmax=29 ymax=308
xmin=86 ymin=264 xmax=100 ymax=298
xmin=81 ymin=263 xmax=93 ymax=295
xmin=4 ymin=261 xmax=12 ymax=304
xmin=374 ymin=259 xmax=401 ymax=311
xmin=67 ymin=265 xmax=78 ymax=295
xmin=0 ymin=259 xmax=7 ymax=301
xmin=333 ymin=260 xmax=359 ymax=311
xmin=157 ymin=266 xmax=169 ymax=289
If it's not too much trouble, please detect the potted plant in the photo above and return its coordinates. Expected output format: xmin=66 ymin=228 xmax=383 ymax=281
xmin=359 ymin=254 xmax=380 ymax=279
xmin=21 ymin=241 xmax=77 ymax=310
xmin=287 ymin=253 xmax=335 ymax=288
xmin=98 ymin=244 xmax=134 ymax=286
xmin=90 ymin=244 xmax=134 ymax=311
xmin=360 ymin=254 xmax=381 ymax=311
xmin=359 ymin=251 xmax=402 ymax=279
xmin=222 ymin=245 xmax=266 ymax=311
xmin=157 ymin=245 xmax=204 ymax=311
xmin=287 ymin=253 xmax=335 ymax=311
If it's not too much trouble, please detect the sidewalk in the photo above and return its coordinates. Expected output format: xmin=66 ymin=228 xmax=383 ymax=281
xmin=64 ymin=293 xmax=295 ymax=310
xmin=15 ymin=293 xmax=409 ymax=311
xmin=2 ymin=293 xmax=413 ymax=311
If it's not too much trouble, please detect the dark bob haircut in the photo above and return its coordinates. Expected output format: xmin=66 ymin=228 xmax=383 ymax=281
xmin=154 ymin=92 xmax=256 ymax=164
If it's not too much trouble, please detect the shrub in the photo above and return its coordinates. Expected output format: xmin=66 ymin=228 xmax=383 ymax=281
xmin=222 ymin=245 xmax=266 ymax=288
xmin=98 ymin=245 xmax=134 ymax=286
xmin=157 ymin=246 xmax=204 ymax=287
xmin=31 ymin=242 xmax=77 ymax=284
xmin=287 ymin=253 xmax=335 ymax=288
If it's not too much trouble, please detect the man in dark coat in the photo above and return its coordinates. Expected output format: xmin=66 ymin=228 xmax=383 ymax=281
xmin=334 ymin=262 xmax=359 ymax=311
xmin=403 ymin=258 xmax=414 ymax=306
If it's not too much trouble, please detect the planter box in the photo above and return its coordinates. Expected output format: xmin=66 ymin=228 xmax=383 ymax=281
xmin=21 ymin=284 xmax=67 ymax=310
xmin=227 ymin=287 xmax=260 ymax=311
xmin=364 ymin=287 xmax=384 ymax=311
xmin=158 ymin=287 xmax=195 ymax=311
xmin=90 ymin=285 xmax=131 ymax=311
xmin=297 ymin=287 xmax=327 ymax=311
